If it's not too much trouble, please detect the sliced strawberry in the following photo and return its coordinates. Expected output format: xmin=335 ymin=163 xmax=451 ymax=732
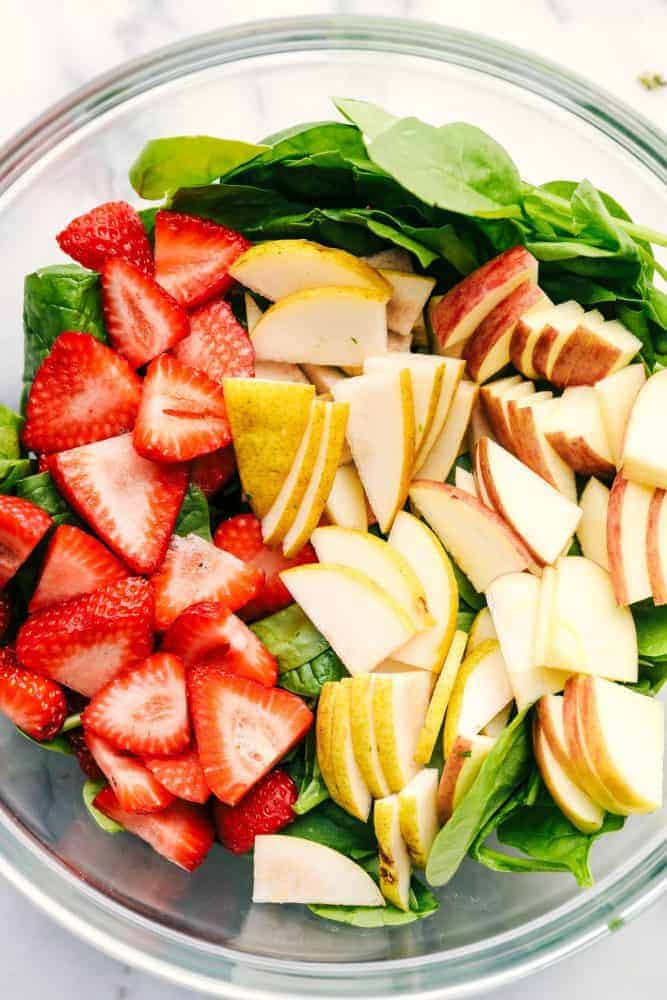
xmin=151 ymin=533 xmax=263 ymax=630
xmin=173 ymin=298 xmax=254 ymax=381
xmin=191 ymin=446 xmax=236 ymax=499
xmin=0 ymin=591 xmax=11 ymax=641
xmin=214 ymin=514 xmax=317 ymax=621
xmin=102 ymin=258 xmax=189 ymax=369
xmin=162 ymin=602 xmax=277 ymax=686
xmin=188 ymin=665 xmax=312 ymax=805
xmin=22 ymin=332 xmax=141 ymax=455
xmin=94 ymin=785 xmax=214 ymax=870
xmin=50 ymin=433 xmax=188 ymax=574
xmin=17 ymin=577 xmax=154 ymax=697
xmin=154 ymin=211 xmax=250 ymax=309
xmin=56 ymin=201 xmax=153 ymax=275
xmin=133 ymin=355 xmax=231 ymax=463
xmin=85 ymin=731 xmax=173 ymax=813
xmin=37 ymin=454 xmax=51 ymax=474
xmin=83 ymin=652 xmax=190 ymax=757
xmin=29 ymin=524 xmax=128 ymax=613
xmin=214 ymin=769 xmax=297 ymax=854
xmin=0 ymin=496 xmax=52 ymax=588
xmin=67 ymin=728 xmax=104 ymax=781
xmin=143 ymin=747 xmax=210 ymax=804
xmin=0 ymin=646 xmax=67 ymax=741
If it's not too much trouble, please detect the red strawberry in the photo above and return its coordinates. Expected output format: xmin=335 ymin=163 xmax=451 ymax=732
xmin=214 ymin=769 xmax=297 ymax=854
xmin=67 ymin=728 xmax=104 ymax=781
xmin=0 ymin=591 xmax=11 ymax=641
xmin=214 ymin=514 xmax=317 ymax=621
xmin=94 ymin=785 xmax=214 ymax=871
xmin=17 ymin=577 xmax=154 ymax=697
xmin=85 ymin=731 xmax=173 ymax=813
xmin=83 ymin=653 xmax=190 ymax=757
xmin=0 ymin=496 xmax=52 ymax=588
xmin=188 ymin=665 xmax=312 ymax=805
xmin=191 ymin=446 xmax=236 ymax=498
xmin=29 ymin=524 xmax=128 ymax=613
xmin=0 ymin=646 xmax=67 ymax=741
xmin=162 ymin=602 xmax=277 ymax=687
xmin=151 ymin=533 xmax=263 ymax=630
xmin=57 ymin=201 xmax=153 ymax=275
xmin=154 ymin=211 xmax=250 ymax=309
xmin=50 ymin=433 xmax=188 ymax=574
xmin=133 ymin=355 xmax=231 ymax=463
xmin=143 ymin=747 xmax=210 ymax=804
xmin=173 ymin=298 xmax=254 ymax=381
xmin=22 ymin=332 xmax=142 ymax=455
xmin=37 ymin=455 xmax=51 ymax=474
xmin=102 ymin=258 xmax=189 ymax=369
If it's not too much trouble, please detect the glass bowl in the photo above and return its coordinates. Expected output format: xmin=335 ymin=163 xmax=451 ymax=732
xmin=0 ymin=15 xmax=665 ymax=999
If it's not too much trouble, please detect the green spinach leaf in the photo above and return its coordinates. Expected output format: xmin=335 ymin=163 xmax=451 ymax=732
xmin=16 ymin=711 xmax=81 ymax=756
xmin=286 ymin=731 xmax=330 ymax=815
xmin=310 ymin=856 xmax=439 ymax=927
xmin=632 ymin=603 xmax=667 ymax=658
xmin=451 ymin=560 xmax=485 ymax=611
xmin=285 ymin=799 xmax=376 ymax=859
xmin=333 ymin=97 xmax=398 ymax=141
xmin=15 ymin=472 xmax=77 ymax=526
xmin=83 ymin=780 xmax=124 ymax=834
xmin=279 ymin=648 xmax=347 ymax=698
xmin=250 ymin=604 xmax=329 ymax=672
xmin=129 ymin=136 xmax=267 ymax=199
xmin=174 ymin=482 xmax=212 ymax=542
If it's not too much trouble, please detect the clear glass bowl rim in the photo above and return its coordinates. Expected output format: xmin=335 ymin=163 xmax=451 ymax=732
xmin=0 ymin=14 xmax=665 ymax=999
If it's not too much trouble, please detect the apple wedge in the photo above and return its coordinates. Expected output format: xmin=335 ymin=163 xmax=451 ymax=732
xmin=316 ymin=682 xmax=341 ymax=802
xmin=349 ymin=674 xmax=391 ymax=798
xmin=505 ymin=390 xmax=553 ymax=462
xmin=510 ymin=304 xmax=554 ymax=378
xmin=463 ymin=281 xmax=548 ymax=383
xmin=606 ymin=474 xmax=653 ymax=605
xmin=468 ymin=397 xmax=497 ymax=454
xmin=323 ymin=463 xmax=368 ymax=530
xmin=467 ymin=608 xmax=496 ymax=652
xmin=373 ymin=671 xmax=432 ymax=792
xmin=533 ymin=715 xmax=604 ymax=833
xmin=621 ymin=368 xmax=667 ymax=489
xmin=387 ymin=332 xmax=413 ymax=353
xmin=577 ymin=478 xmax=610 ymax=571
xmin=549 ymin=314 xmax=641 ymax=389
xmin=253 ymin=835 xmax=385 ymax=906
xmin=454 ymin=466 xmax=477 ymax=497
xmin=414 ymin=630 xmax=468 ymax=766
xmin=374 ymin=795 xmax=412 ymax=910
xmin=647 ymin=488 xmax=667 ymax=605
xmin=438 ymin=734 xmax=495 ymax=822
xmin=507 ymin=395 xmax=577 ymax=502
xmin=416 ymin=380 xmax=477 ymax=483
xmin=301 ymin=363 xmax=347 ymax=396
xmin=594 ymin=364 xmax=646 ymax=466
xmin=363 ymin=354 xmax=445 ymax=458
xmin=532 ymin=564 xmax=558 ymax=669
xmin=442 ymin=639 xmax=513 ymax=757
xmin=480 ymin=376 xmax=533 ymax=451
xmin=253 ymin=362 xmax=310 ymax=384
xmin=331 ymin=678 xmax=372 ymax=821
xmin=411 ymin=310 xmax=429 ymax=350
xmin=398 ymin=768 xmax=440 ymax=868
xmin=529 ymin=301 xmax=586 ymax=380
xmin=379 ymin=269 xmax=436 ymax=337
xmin=545 ymin=386 xmax=615 ymax=478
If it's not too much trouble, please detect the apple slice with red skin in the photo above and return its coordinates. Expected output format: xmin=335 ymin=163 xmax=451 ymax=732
xmin=577 ymin=477 xmax=610 ymax=571
xmin=647 ymin=488 xmax=667 ymax=605
xmin=505 ymin=395 xmax=577 ymax=502
xmin=606 ymin=474 xmax=653 ymax=606
xmin=468 ymin=397 xmax=496 ymax=454
xmin=533 ymin=714 xmax=604 ymax=833
xmin=621 ymin=368 xmax=667 ymax=490
xmin=437 ymin=734 xmax=495 ymax=822
xmin=510 ymin=304 xmax=556 ymax=378
xmin=480 ymin=376 xmax=533 ymax=451
xmin=506 ymin=390 xmax=552 ymax=461
xmin=463 ymin=282 xmax=549 ymax=383
xmin=594 ymin=364 xmax=646 ymax=466
xmin=531 ymin=302 xmax=587 ymax=380
xmin=548 ymin=315 xmax=641 ymax=389
xmin=545 ymin=386 xmax=615 ymax=478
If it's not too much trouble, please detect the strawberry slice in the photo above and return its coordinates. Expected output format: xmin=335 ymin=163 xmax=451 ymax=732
xmin=0 ymin=591 xmax=12 ymax=641
xmin=151 ymin=533 xmax=264 ymax=630
xmin=188 ymin=665 xmax=313 ymax=805
xmin=173 ymin=298 xmax=255 ymax=381
xmin=214 ymin=769 xmax=297 ymax=854
xmin=162 ymin=602 xmax=277 ymax=687
xmin=214 ymin=514 xmax=317 ymax=621
xmin=0 ymin=646 xmax=67 ymax=741
xmin=191 ymin=445 xmax=237 ymax=499
xmin=22 ymin=332 xmax=142 ymax=454
xmin=29 ymin=524 xmax=128 ymax=613
xmin=133 ymin=355 xmax=231 ymax=463
xmin=154 ymin=211 xmax=250 ymax=309
xmin=50 ymin=433 xmax=188 ymax=574
xmin=83 ymin=652 xmax=190 ymax=757
xmin=0 ymin=496 xmax=52 ymax=588
xmin=67 ymin=729 xmax=104 ymax=781
xmin=102 ymin=258 xmax=189 ymax=369
xmin=17 ymin=577 xmax=154 ymax=697
xmin=94 ymin=785 xmax=214 ymax=870
xmin=143 ymin=747 xmax=210 ymax=804
xmin=56 ymin=201 xmax=153 ymax=275
xmin=85 ymin=731 xmax=173 ymax=813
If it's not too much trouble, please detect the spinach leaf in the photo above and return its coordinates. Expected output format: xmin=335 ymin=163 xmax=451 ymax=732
xmin=632 ymin=604 xmax=667 ymax=658
xmin=285 ymin=799 xmax=376 ymax=859
xmin=129 ymin=136 xmax=267 ymax=199
xmin=83 ymin=780 xmax=123 ymax=834
xmin=310 ymin=856 xmax=439 ymax=927
xmin=279 ymin=648 xmax=347 ymax=698
xmin=250 ymin=604 xmax=329 ymax=672
xmin=632 ymin=658 xmax=667 ymax=696
xmin=15 ymin=472 xmax=77 ymax=526
xmin=0 ymin=404 xmax=31 ymax=493
xmin=174 ymin=482 xmax=212 ymax=542
xmin=451 ymin=560 xmax=485 ymax=611
xmin=286 ymin=731 xmax=330 ymax=815
xmin=16 ymin=711 xmax=81 ymax=756
xmin=456 ymin=610 xmax=476 ymax=633
xmin=334 ymin=97 xmax=398 ymax=141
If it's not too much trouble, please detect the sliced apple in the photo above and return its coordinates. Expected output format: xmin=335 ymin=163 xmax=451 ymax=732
xmin=374 ymin=795 xmax=412 ymax=910
xmin=507 ymin=395 xmax=577 ymax=502
xmin=387 ymin=332 xmax=413 ymax=353
xmin=253 ymin=835 xmax=384 ymax=906
xmin=349 ymin=674 xmax=391 ymax=798
xmin=545 ymin=386 xmax=615 ymax=478
xmin=577 ymin=478 xmax=610 ymax=571
xmin=463 ymin=281 xmax=548 ymax=383
xmin=454 ymin=466 xmax=477 ymax=497
xmin=364 ymin=354 xmax=445 ymax=459
xmin=510 ymin=304 xmax=554 ymax=378
xmin=398 ymin=768 xmax=440 ymax=868
xmin=379 ymin=269 xmax=436 ymax=337
xmin=549 ymin=314 xmax=641 ymax=389
xmin=529 ymin=301 xmax=586 ymax=380
xmin=416 ymin=380 xmax=477 ymax=483
xmin=254 ymin=362 xmax=310 ymax=384
xmin=506 ymin=390 xmax=553 ymax=460
xmin=316 ymin=681 xmax=341 ymax=802
xmin=468 ymin=396 xmax=497 ymax=454
xmin=594 ymin=363 xmax=646 ymax=466
xmin=373 ymin=671 xmax=432 ymax=792
xmin=606 ymin=474 xmax=653 ymax=605
xmin=482 ymin=704 xmax=512 ymax=738
xmin=479 ymin=375 xmax=533 ymax=451
xmin=411 ymin=310 xmax=429 ymax=350
xmin=413 ymin=630 xmax=468 ymax=765
xmin=533 ymin=716 xmax=604 ymax=833
xmin=442 ymin=639 xmax=513 ymax=757
xmin=647 ymin=488 xmax=667 ymax=605
xmin=438 ymin=734 xmax=495 ymax=822
xmin=533 ymin=564 xmax=558 ymax=670
xmin=621 ymin=368 xmax=667 ymax=489
xmin=467 ymin=608 xmax=496 ymax=652
xmin=301 ymin=363 xmax=347 ymax=396
xmin=331 ymin=678 xmax=372 ymax=821
xmin=323 ymin=463 xmax=368 ymax=530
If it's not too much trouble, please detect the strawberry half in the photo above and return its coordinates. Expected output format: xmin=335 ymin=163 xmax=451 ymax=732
xmin=29 ymin=524 xmax=128 ymax=613
xmin=188 ymin=665 xmax=313 ymax=805
xmin=191 ymin=446 xmax=236 ymax=499
xmin=22 ymin=332 xmax=142 ymax=454
xmin=154 ymin=211 xmax=250 ymax=309
xmin=173 ymin=298 xmax=254 ymax=381
xmin=0 ymin=591 xmax=11 ymax=641
xmin=214 ymin=769 xmax=297 ymax=854
xmin=50 ymin=433 xmax=188 ymax=574
xmin=162 ymin=602 xmax=277 ymax=687
xmin=67 ymin=728 xmax=104 ymax=781
xmin=102 ymin=258 xmax=189 ymax=369
xmin=143 ymin=747 xmax=210 ymax=804
xmin=214 ymin=513 xmax=317 ymax=621
xmin=56 ymin=201 xmax=153 ymax=275
xmin=83 ymin=652 xmax=190 ymax=757
xmin=151 ymin=533 xmax=264 ymax=630
xmin=133 ymin=355 xmax=231 ymax=463
xmin=0 ymin=496 xmax=52 ymax=588
xmin=93 ymin=785 xmax=214 ymax=870
xmin=17 ymin=577 xmax=154 ymax=697
xmin=0 ymin=646 xmax=67 ymax=741
xmin=85 ymin=731 xmax=173 ymax=813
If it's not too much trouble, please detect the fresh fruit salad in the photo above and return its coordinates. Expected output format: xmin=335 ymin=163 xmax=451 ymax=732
xmin=0 ymin=98 xmax=665 ymax=927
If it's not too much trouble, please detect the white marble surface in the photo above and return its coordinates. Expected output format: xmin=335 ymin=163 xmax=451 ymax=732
xmin=0 ymin=1 xmax=666 ymax=998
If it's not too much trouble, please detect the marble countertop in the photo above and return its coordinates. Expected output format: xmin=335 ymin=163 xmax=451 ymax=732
xmin=0 ymin=1 xmax=665 ymax=998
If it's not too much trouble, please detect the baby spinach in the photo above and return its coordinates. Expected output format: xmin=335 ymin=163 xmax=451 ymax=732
xmin=250 ymin=604 xmax=329 ymax=673
xmin=334 ymin=97 xmax=398 ymax=141
xmin=633 ymin=603 xmax=667 ymax=659
xmin=174 ymin=482 xmax=212 ymax=542
xmin=129 ymin=136 xmax=267 ymax=199
xmin=83 ymin=780 xmax=123 ymax=834
xmin=0 ymin=404 xmax=30 ymax=493
xmin=16 ymin=713 xmax=80 ymax=756
xmin=287 ymin=731 xmax=330 ymax=815
xmin=285 ymin=799 xmax=376 ymax=859
xmin=279 ymin=648 xmax=347 ymax=698
xmin=632 ymin=659 xmax=667 ymax=696
xmin=15 ymin=472 xmax=77 ymax=526
xmin=451 ymin=561 xmax=485 ymax=612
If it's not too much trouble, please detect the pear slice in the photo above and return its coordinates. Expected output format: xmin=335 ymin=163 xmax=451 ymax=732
xmin=438 ymin=734 xmax=495 ymax=822
xmin=253 ymin=835 xmax=384 ymax=906
xmin=324 ymin=464 xmax=368 ymax=530
xmin=416 ymin=380 xmax=478 ymax=482
xmin=223 ymin=378 xmax=315 ymax=517
xmin=310 ymin=526 xmax=431 ymax=631
xmin=373 ymin=671 xmax=432 ymax=792
xmin=442 ymin=640 xmax=513 ymax=757
xmin=316 ymin=681 xmax=341 ymax=802
xmin=576 ymin=477 xmax=611 ymax=571
xmin=282 ymin=402 xmax=349 ymax=557
xmin=388 ymin=511 xmax=458 ymax=673
xmin=364 ymin=354 xmax=445 ymax=459
xmin=301 ymin=363 xmax=347 ymax=396
xmin=533 ymin=707 xmax=604 ymax=833
xmin=414 ymin=359 xmax=465 ymax=474
xmin=251 ymin=286 xmax=388 ymax=367
xmin=244 ymin=292 xmax=263 ymax=334
xmin=533 ymin=565 xmax=558 ymax=669
xmin=414 ymin=630 xmax=468 ymax=766
xmin=350 ymin=674 xmax=391 ymax=798
xmin=253 ymin=362 xmax=310 ymax=384
xmin=374 ymin=795 xmax=412 ymax=910
xmin=606 ymin=474 xmax=653 ymax=605
xmin=281 ymin=563 xmax=418 ymax=675
xmin=594 ymin=364 xmax=646 ymax=466
xmin=379 ymin=270 xmax=437 ymax=337
xmin=333 ymin=370 xmax=414 ymax=533
xmin=331 ymin=678 xmax=372 ymax=821
xmin=482 ymin=704 xmax=512 ymax=737
xmin=467 ymin=608 xmax=496 ymax=653
xmin=230 ymin=239 xmax=392 ymax=301
xmin=364 ymin=247 xmax=414 ymax=272
xmin=398 ymin=768 xmax=440 ymax=868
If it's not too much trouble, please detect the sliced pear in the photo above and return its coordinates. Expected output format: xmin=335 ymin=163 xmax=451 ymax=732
xmin=414 ymin=630 xmax=467 ymax=766
xmin=253 ymin=835 xmax=385 ymax=906
xmin=333 ymin=370 xmax=414 ymax=533
xmin=316 ymin=682 xmax=341 ymax=802
xmin=331 ymin=678 xmax=372 ymax=821
xmin=374 ymin=795 xmax=412 ymax=910
xmin=301 ymin=363 xmax=347 ymax=396
xmin=533 ymin=717 xmax=604 ymax=833
xmin=467 ymin=608 xmax=496 ymax=653
xmin=577 ymin=477 xmax=610 ymax=571
xmin=398 ymin=768 xmax=440 ymax=868
xmin=416 ymin=379 xmax=477 ymax=482
xmin=373 ymin=671 xmax=432 ymax=792
xmin=363 ymin=247 xmax=414 ymax=272
xmin=414 ymin=359 xmax=466 ymax=474
xmin=323 ymin=463 xmax=368 ymax=530
xmin=281 ymin=563 xmax=418 ymax=675
xmin=442 ymin=639 xmax=513 ymax=756
xmin=364 ymin=354 xmax=444 ymax=459
xmin=244 ymin=292 xmax=263 ymax=334
xmin=482 ymin=704 xmax=512 ymax=738
xmin=379 ymin=270 xmax=436 ymax=337
xmin=223 ymin=378 xmax=315 ymax=517
xmin=253 ymin=362 xmax=310 ymax=384
xmin=438 ymin=734 xmax=495 ymax=822
xmin=606 ymin=474 xmax=653 ymax=605
xmin=350 ymin=674 xmax=391 ymax=798
xmin=533 ymin=565 xmax=558 ymax=669
xmin=594 ymin=363 xmax=646 ymax=466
